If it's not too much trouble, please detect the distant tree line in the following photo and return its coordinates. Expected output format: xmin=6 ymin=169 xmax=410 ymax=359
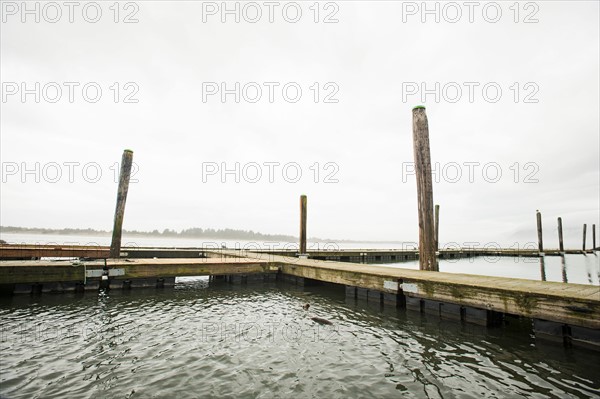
xmin=0 ymin=225 xmax=330 ymax=242
xmin=0 ymin=226 xmax=403 ymax=243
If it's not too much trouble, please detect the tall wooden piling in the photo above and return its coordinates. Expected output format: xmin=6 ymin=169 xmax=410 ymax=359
xmin=412 ymin=106 xmax=438 ymax=271
xmin=109 ymin=150 xmax=134 ymax=258
xmin=536 ymin=210 xmax=543 ymax=254
xmin=299 ymin=195 xmax=307 ymax=255
xmin=557 ymin=217 xmax=564 ymax=252
xmin=582 ymin=224 xmax=587 ymax=251
xmin=434 ymin=204 xmax=440 ymax=251
xmin=593 ymin=224 xmax=597 ymax=250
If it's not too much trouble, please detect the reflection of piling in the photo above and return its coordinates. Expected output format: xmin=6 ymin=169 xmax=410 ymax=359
xmin=110 ymin=150 xmax=134 ymax=259
xmin=583 ymin=224 xmax=587 ymax=252
xmin=412 ymin=106 xmax=438 ymax=271
xmin=536 ymin=210 xmax=543 ymax=255
xmin=539 ymin=257 xmax=546 ymax=282
xmin=561 ymin=255 xmax=568 ymax=283
xmin=557 ymin=217 xmax=564 ymax=253
xmin=299 ymin=195 xmax=307 ymax=255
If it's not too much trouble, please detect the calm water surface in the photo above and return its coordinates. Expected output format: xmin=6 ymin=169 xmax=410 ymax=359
xmin=1 ymin=280 xmax=599 ymax=399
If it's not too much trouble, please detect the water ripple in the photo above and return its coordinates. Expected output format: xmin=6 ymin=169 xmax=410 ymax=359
xmin=1 ymin=281 xmax=599 ymax=398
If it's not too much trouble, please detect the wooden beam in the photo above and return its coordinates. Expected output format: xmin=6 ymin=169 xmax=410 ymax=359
xmin=299 ymin=195 xmax=307 ymax=254
xmin=558 ymin=217 xmax=564 ymax=252
xmin=412 ymin=106 xmax=437 ymax=271
xmin=434 ymin=204 xmax=440 ymax=251
xmin=0 ymin=258 xmax=273 ymax=284
xmin=536 ymin=210 xmax=544 ymax=253
xmin=110 ymin=149 xmax=134 ymax=258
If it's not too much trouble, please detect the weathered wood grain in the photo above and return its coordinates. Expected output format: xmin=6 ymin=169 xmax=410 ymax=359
xmin=300 ymin=195 xmax=307 ymax=254
xmin=110 ymin=149 xmax=134 ymax=258
xmin=412 ymin=106 xmax=437 ymax=271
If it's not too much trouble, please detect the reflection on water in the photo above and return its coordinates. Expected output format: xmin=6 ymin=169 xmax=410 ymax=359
xmin=561 ymin=256 xmax=568 ymax=284
xmin=380 ymin=254 xmax=600 ymax=286
xmin=540 ymin=257 xmax=546 ymax=282
xmin=1 ymin=281 xmax=599 ymax=398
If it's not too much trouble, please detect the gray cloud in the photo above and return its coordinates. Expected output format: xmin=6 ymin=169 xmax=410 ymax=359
xmin=1 ymin=1 xmax=598 ymax=247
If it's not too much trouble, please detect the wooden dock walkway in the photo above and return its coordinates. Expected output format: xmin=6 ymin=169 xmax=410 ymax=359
xmin=0 ymin=257 xmax=274 ymax=284
xmin=1 ymin=244 xmax=594 ymax=262
xmin=208 ymin=250 xmax=600 ymax=330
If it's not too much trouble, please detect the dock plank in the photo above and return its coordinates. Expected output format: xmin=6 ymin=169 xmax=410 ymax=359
xmin=0 ymin=245 xmax=597 ymax=330
xmin=0 ymin=258 xmax=274 ymax=284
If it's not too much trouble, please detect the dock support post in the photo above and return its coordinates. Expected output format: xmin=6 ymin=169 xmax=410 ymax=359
xmin=558 ymin=217 xmax=564 ymax=253
xmin=434 ymin=204 xmax=440 ymax=251
xmin=110 ymin=149 xmax=134 ymax=259
xmin=299 ymin=195 xmax=307 ymax=256
xmin=582 ymin=224 xmax=587 ymax=252
xmin=536 ymin=210 xmax=544 ymax=255
xmin=593 ymin=224 xmax=597 ymax=251
xmin=412 ymin=106 xmax=438 ymax=271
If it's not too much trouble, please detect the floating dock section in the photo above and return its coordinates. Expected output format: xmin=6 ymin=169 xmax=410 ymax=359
xmin=0 ymin=245 xmax=598 ymax=350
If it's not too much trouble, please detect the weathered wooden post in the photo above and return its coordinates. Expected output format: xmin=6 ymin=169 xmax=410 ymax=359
xmin=110 ymin=150 xmax=134 ymax=258
xmin=536 ymin=210 xmax=543 ymax=255
xmin=434 ymin=204 xmax=440 ymax=251
xmin=557 ymin=217 xmax=564 ymax=253
xmin=299 ymin=195 xmax=307 ymax=255
xmin=593 ymin=224 xmax=597 ymax=250
xmin=412 ymin=106 xmax=438 ymax=271
xmin=582 ymin=224 xmax=587 ymax=252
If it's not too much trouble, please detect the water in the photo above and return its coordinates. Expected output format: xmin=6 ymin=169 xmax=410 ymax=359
xmin=1 ymin=280 xmax=599 ymax=398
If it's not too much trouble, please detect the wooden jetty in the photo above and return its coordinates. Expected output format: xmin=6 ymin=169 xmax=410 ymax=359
xmin=216 ymin=250 xmax=600 ymax=325
xmin=0 ymin=244 xmax=598 ymax=349
xmin=2 ymin=114 xmax=598 ymax=350
xmin=0 ymin=244 xmax=208 ymax=260
xmin=1 ymin=244 xmax=595 ymax=262
xmin=0 ymin=256 xmax=275 ymax=293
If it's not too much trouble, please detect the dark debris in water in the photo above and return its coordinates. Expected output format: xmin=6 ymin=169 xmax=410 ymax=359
xmin=395 ymin=383 xmax=408 ymax=391
xmin=310 ymin=316 xmax=333 ymax=325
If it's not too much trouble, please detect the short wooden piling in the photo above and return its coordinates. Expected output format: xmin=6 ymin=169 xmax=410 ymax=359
xmin=582 ymin=224 xmax=587 ymax=251
xmin=109 ymin=150 xmax=134 ymax=259
xmin=434 ymin=204 xmax=440 ymax=251
xmin=557 ymin=217 xmax=564 ymax=252
xmin=536 ymin=210 xmax=543 ymax=254
xmin=412 ymin=106 xmax=437 ymax=271
xmin=299 ymin=195 xmax=307 ymax=255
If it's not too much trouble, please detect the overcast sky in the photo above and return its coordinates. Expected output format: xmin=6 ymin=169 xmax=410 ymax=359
xmin=1 ymin=0 xmax=598 ymax=248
